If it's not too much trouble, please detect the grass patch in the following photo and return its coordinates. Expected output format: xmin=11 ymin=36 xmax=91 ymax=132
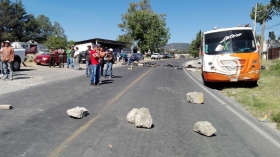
xmin=223 ymin=59 xmax=280 ymax=128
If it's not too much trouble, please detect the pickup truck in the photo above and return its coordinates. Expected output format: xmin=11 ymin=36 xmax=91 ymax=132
xmin=151 ymin=53 xmax=161 ymax=60
xmin=0 ymin=48 xmax=26 ymax=71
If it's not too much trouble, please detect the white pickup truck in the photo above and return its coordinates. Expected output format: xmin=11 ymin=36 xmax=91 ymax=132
xmin=0 ymin=48 xmax=26 ymax=71
xmin=151 ymin=53 xmax=161 ymax=60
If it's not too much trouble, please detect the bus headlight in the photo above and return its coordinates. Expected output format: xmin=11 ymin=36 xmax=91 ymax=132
xmin=210 ymin=66 xmax=214 ymax=70
xmin=208 ymin=62 xmax=212 ymax=66
xmin=253 ymin=60 xmax=257 ymax=64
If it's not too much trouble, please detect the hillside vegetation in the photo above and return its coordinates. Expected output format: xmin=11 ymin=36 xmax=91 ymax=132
xmin=223 ymin=59 xmax=280 ymax=128
xmin=164 ymin=43 xmax=190 ymax=50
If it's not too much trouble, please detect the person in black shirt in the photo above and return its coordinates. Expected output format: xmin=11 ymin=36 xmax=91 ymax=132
xmin=84 ymin=45 xmax=92 ymax=77
xmin=103 ymin=48 xmax=114 ymax=78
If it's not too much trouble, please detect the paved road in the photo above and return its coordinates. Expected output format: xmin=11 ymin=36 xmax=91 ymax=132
xmin=0 ymin=59 xmax=280 ymax=157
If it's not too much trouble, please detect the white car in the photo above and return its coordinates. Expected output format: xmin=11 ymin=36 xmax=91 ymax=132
xmin=198 ymin=58 xmax=202 ymax=64
xmin=151 ymin=53 xmax=161 ymax=60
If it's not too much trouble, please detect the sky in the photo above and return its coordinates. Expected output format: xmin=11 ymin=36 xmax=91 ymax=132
xmin=15 ymin=0 xmax=280 ymax=44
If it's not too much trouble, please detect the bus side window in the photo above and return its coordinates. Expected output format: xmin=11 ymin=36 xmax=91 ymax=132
xmin=205 ymin=44 xmax=208 ymax=53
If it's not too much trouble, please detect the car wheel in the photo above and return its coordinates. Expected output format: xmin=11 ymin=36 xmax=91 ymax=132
xmin=13 ymin=58 xmax=21 ymax=71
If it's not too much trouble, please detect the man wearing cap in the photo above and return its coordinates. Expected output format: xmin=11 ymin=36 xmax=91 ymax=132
xmin=103 ymin=48 xmax=114 ymax=78
xmin=49 ymin=47 xmax=55 ymax=68
xmin=90 ymin=44 xmax=101 ymax=86
xmin=0 ymin=41 xmax=14 ymax=80
xmin=84 ymin=45 xmax=92 ymax=77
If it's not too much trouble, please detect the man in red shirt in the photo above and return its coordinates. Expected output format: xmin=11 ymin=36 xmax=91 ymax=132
xmin=90 ymin=44 xmax=101 ymax=86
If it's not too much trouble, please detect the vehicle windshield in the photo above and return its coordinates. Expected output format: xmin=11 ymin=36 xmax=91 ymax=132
xmin=204 ymin=29 xmax=257 ymax=55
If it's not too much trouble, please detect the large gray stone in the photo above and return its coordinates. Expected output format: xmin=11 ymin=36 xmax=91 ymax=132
xmin=66 ymin=106 xmax=89 ymax=119
xmin=126 ymin=108 xmax=140 ymax=124
xmin=193 ymin=121 xmax=217 ymax=137
xmin=135 ymin=108 xmax=153 ymax=129
xmin=186 ymin=92 xmax=204 ymax=104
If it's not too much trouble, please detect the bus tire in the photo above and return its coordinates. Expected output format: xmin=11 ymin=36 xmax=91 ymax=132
xmin=247 ymin=81 xmax=258 ymax=87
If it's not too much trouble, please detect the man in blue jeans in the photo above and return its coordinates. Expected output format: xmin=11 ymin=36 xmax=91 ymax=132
xmin=104 ymin=48 xmax=114 ymax=78
xmin=84 ymin=45 xmax=92 ymax=77
xmin=90 ymin=44 xmax=100 ymax=86
xmin=0 ymin=42 xmax=4 ymax=77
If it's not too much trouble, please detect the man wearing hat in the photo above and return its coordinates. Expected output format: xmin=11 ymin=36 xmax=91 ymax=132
xmin=49 ymin=47 xmax=55 ymax=68
xmin=103 ymin=48 xmax=114 ymax=78
xmin=0 ymin=40 xmax=14 ymax=80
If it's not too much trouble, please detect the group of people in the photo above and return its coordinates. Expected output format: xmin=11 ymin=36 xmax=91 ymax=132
xmin=48 ymin=45 xmax=81 ymax=70
xmin=0 ymin=41 xmax=14 ymax=81
xmin=84 ymin=44 xmax=114 ymax=86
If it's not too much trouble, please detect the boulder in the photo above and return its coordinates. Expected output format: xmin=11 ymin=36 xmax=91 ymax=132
xmin=0 ymin=105 xmax=12 ymax=110
xmin=138 ymin=63 xmax=144 ymax=66
xmin=128 ymin=67 xmax=133 ymax=70
xmin=126 ymin=108 xmax=140 ymax=124
xmin=151 ymin=65 xmax=156 ymax=68
xmin=193 ymin=121 xmax=216 ymax=137
xmin=66 ymin=106 xmax=89 ymax=119
xmin=186 ymin=92 xmax=204 ymax=104
xmin=135 ymin=108 xmax=153 ymax=129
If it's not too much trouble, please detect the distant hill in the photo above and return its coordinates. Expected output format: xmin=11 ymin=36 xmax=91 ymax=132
xmin=164 ymin=43 xmax=190 ymax=50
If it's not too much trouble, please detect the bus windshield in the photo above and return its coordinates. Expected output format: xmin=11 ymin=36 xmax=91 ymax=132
xmin=204 ymin=29 xmax=257 ymax=55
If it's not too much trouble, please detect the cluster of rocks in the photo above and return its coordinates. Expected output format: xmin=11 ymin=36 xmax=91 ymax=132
xmin=66 ymin=106 xmax=89 ymax=119
xmin=186 ymin=92 xmax=216 ymax=136
xmin=126 ymin=107 xmax=153 ymax=129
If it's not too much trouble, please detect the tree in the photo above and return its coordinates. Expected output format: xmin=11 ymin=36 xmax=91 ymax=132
xmin=44 ymin=22 xmax=68 ymax=49
xmin=271 ymin=0 xmax=280 ymax=14
xmin=250 ymin=3 xmax=275 ymax=56
xmin=0 ymin=0 xmax=17 ymax=41
xmin=118 ymin=0 xmax=170 ymax=53
xmin=189 ymin=31 xmax=201 ymax=58
xmin=23 ymin=14 xmax=40 ymax=41
xmin=268 ymin=31 xmax=276 ymax=40
xmin=35 ymin=15 xmax=53 ymax=43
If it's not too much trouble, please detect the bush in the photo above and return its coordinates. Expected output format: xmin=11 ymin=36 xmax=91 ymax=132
xmin=272 ymin=112 xmax=280 ymax=124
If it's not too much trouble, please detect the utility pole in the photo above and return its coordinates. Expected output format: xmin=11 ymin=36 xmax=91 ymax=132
xmin=254 ymin=3 xmax=257 ymax=35
xmin=260 ymin=5 xmax=267 ymax=59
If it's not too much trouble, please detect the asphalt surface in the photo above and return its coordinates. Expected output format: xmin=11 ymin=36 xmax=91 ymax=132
xmin=0 ymin=59 xmax=280 ymax=157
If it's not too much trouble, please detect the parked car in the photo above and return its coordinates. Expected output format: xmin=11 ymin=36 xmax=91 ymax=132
xmin=151 ymin=53 xmax=161 ymax=60
xmin=179 ymin=55 xmax=185 ymax=58
xmin=130 ymin=53 xmax=139 ymax=62
xmin=198 ymin=58 xmax=202 ymax=64
xmin=79 ymin=51 xmax=86 ymax=63
xmin=33 ymin=50 xmax=67 ymax=65
xmin=162 ymin=54 xmax=172 ymax=59
xmin=137 ymin=53 xmax=144 ymax=60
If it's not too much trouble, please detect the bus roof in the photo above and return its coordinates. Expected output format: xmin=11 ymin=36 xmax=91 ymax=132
xmin=203 ymin=27 xmax=253 ymax=35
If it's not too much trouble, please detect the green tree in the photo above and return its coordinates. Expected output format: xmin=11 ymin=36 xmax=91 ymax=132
xmin=23 ymin=14 xmax=40 ymax=41
xmin=118 ymin=0 xmax=170 ymax=53
xmin=250 ymin=3 xmax=275 ymax=56
xmin=189 ymin=31 xmax=201 ymax=58
xmin=35 ymin=15 xmax=53 ymax=43
xmin=0 ymin=0 xmax=17 ymax=41
xmin=269 ymin=31 xmax=276 ymax=40
xmin=271 ymin=0 xmax=280 ymax=13
xmin=44 ymin=22 xmax=67 ymax=49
